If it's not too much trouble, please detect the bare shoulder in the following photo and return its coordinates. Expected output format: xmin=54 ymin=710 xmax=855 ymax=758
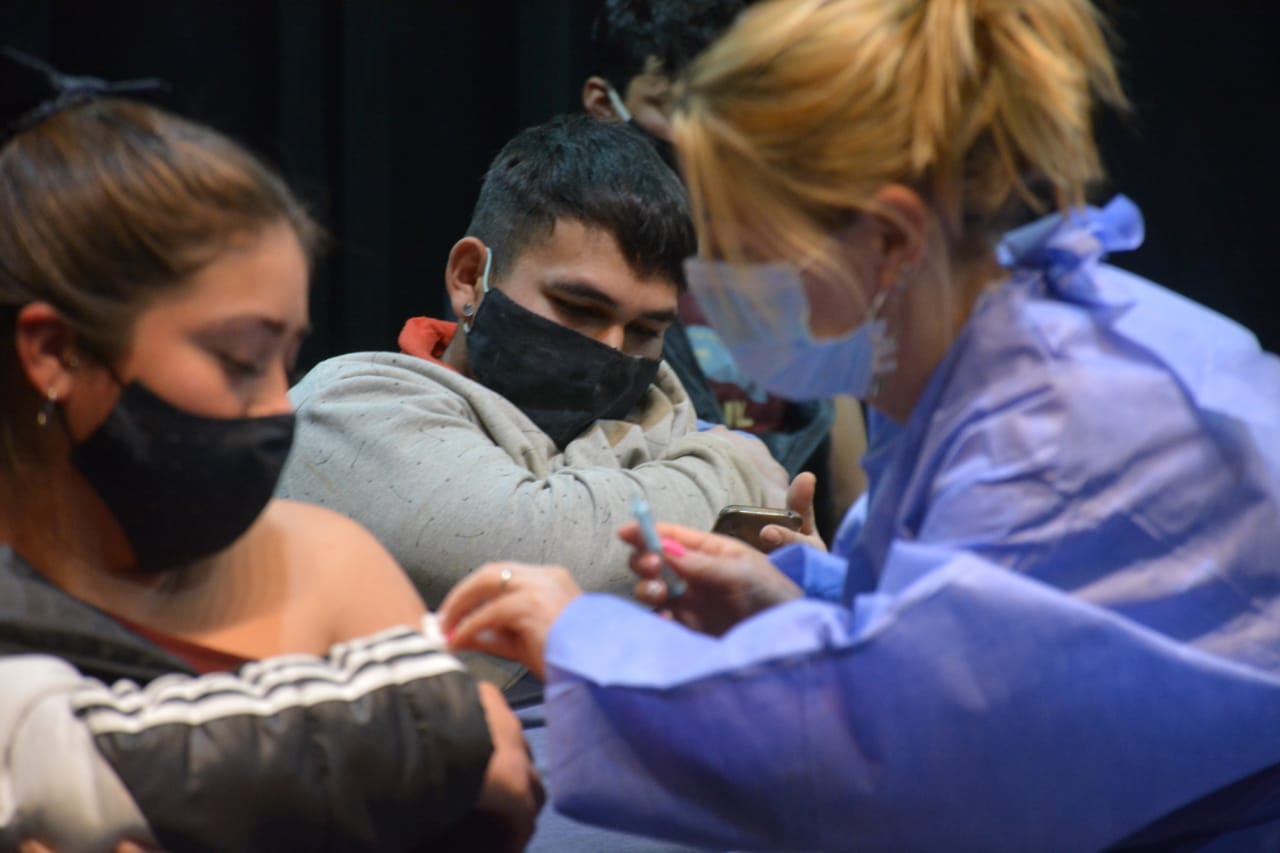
xmin=266 ymin=498 xmax=379 ymax=545
xmin=261 ymin=499 xmax=428 ymax=636
xmin=264 ymin=499 xmax=403 ymax=576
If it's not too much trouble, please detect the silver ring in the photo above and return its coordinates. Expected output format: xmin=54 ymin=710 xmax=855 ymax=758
xmin=499 ymin=567 xmax=513 ymax=592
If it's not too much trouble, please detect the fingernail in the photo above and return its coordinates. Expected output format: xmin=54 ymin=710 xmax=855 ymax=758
xmin=660 ymin=536 xmax=686 ymax=557
xmin=444 ymin=630 xmax=455 ymax=643
xmin=644 ymin=579 xmax=665 ymax=600
xmin=761 ymin=528 xmax=780 ymax=544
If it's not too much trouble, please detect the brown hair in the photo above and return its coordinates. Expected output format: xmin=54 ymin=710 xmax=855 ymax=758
xmin=674 ymin=0 xmax=1127 ymax=290
xmin=0 ymin=98 xmax=319 ymax=476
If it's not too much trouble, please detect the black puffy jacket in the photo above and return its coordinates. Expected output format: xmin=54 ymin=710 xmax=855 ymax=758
xmin=0 ymin=546 xmax=495 ymax=852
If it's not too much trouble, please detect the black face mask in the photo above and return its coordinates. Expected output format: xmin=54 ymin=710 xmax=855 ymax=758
xmin=627 ymin=118 xmax=680 ymax=175
xmin=70 ymin=381 xmax=295 ymax=573
xmin=467 ymin=288 xmax=661 ymax=449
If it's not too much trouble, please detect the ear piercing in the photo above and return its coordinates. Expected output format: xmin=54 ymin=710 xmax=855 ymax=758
xmin=35 ymin=387 xmax=57 ymax=427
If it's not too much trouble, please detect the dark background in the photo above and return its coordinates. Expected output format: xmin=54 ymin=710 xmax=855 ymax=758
xmin=4 ymin=0 xmax=1278 ymax=368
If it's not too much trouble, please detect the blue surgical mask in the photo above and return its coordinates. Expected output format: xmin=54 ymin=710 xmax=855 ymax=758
xmin=683 ymin=258 xmax=895 ymax=401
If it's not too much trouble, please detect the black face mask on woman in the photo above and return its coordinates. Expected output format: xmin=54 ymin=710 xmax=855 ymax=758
xmin=466 ymin=287 xmax=661 ymax=450
xmin=69 ymin=381 xmax=295 ymax=573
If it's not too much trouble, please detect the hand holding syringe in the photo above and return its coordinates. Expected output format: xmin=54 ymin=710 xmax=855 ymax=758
xmin=630 ymin=495 xmax=687 ymax=599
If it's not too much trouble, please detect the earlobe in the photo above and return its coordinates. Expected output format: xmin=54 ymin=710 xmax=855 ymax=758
xmin=13 ymin=302 xmax=81 ymax=402
xmin=444 ymin=237 xmax=489 ymax=321
xmin=582 ymin=77 xmax=621 ymax=121
xmin=870 ymin=184 xmax=929 ymax=287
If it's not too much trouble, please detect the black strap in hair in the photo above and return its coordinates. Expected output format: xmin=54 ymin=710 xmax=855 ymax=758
xmin=0 ymin=47 xmax=168 ymax=147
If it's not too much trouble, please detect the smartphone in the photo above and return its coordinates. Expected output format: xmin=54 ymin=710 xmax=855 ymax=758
xmin=712 ymin=505 xmax=803 ymax=552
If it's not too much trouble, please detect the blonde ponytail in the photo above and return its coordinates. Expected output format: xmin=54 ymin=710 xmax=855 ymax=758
xmin=675 ymin=0 xmax=1127 ymax=268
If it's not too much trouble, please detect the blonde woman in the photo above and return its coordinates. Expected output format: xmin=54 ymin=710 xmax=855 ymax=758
xmin=441 ymin=0 xmax=1280 ymax=849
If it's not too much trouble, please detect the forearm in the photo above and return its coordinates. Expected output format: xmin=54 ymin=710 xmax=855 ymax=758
xmin=355 ymin=436 xmax=768 ymax=606
xmin=640 ymin=429 xmax=771 ymax=512
xmin=282 ymin=371 xmax=769 ymax=606
xmin=399 ymin=465 xmax=754 ymax=604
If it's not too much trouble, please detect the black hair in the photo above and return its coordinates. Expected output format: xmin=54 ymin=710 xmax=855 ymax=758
xmin=466 ymin=114 xmax=694 ymax=289
xmin=588 ymin=0 xmax=746 ymax=92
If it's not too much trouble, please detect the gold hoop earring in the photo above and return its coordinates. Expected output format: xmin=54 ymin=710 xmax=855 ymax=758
xmin=35 ymin=387 xmax=57 ymax=428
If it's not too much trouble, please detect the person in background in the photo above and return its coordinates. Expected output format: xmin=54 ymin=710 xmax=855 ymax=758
xmin=582 ymin=0 xmax=866 ymax=537
xmin=0 ymin=49 xmax=538 ymax=850
xmin=439 ymin=0 xmax=1280 ymax=849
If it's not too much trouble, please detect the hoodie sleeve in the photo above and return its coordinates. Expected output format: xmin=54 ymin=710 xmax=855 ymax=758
xmin=279 ymin=353 xmax=772 ymax=607
xmin=1 ymin=619 xmax=493 ymax=853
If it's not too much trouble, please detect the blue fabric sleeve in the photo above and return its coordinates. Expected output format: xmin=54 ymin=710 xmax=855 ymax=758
xmin=543 ymin=541 xmax=1280 ymax=852
xmin=769 ymin=542 xmax=847 ymax=602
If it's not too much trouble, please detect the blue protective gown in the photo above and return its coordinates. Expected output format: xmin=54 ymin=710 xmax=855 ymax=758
xmin=541 ymin=197 xmax=1280 ymax=851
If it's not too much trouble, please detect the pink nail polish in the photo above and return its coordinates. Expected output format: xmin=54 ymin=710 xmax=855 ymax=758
xmin=660 ymin=536 xmax=686 ymax=557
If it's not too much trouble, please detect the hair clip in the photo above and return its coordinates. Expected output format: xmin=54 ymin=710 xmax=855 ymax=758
xmin=1 ymin=47 xmax=169 ymax=146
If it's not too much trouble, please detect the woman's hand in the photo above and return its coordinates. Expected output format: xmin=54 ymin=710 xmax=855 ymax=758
xmin=619 ymin=521 xmax=803 ymax=636
xmin=471 ymin=682 xmax=545 ymax=853
xmin=759 ymin=471 xmax=829 ymax=552
xmin=439 ymin=562 xmax=582 ymax=681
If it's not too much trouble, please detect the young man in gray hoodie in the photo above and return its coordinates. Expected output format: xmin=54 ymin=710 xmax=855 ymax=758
xmin=278 ymin=116 xmax=792 ymax=622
